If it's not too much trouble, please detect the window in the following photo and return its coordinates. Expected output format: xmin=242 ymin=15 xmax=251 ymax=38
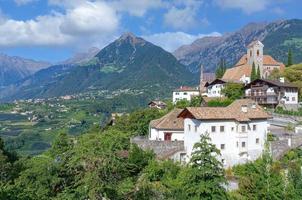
xmin=236 ymin=141 xmax=239 ymax=147
xmin=220 ymin=126 xmax=225 ymax=132
xmin=211 ymin=126 xmax=216 ymax=133
xmin=220 ymin=144 xmax=225 ymax=150
xmin=292 ymin=97 xmax=296 ymax=102
xmin=241 ymin=126 xmax=246 ymax=133
xmin=231 ymin=127 xmax=235 ymax=131
xmin=253 ymin=125 xmax=257 ymax=131
xmin=256 ymin=138 xmax=260 ymax=144
xmin=183 ymin=92 xmax=188 ymax=95
xmin=257 ymin=50 xmax=260 ymax=56
xmin=242 ymin=142 xmax=246 ymax=148
xmin=188 ymin=125 xmax=191 ymax=131
xmin=195 ymin=126 xmax=198 ymax=132
xmin=222 ymin=159 xmax=225 ymax=164
xmin=175 ymin=92 xmax=179 ymax=95
xmin=250 ymin=50 xmax=252 ymax=57
xmin=164 ymin=133 xmax=172 ymax=141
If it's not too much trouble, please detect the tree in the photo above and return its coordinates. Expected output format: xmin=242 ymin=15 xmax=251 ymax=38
xmin=182 ymin=134 xmax=228 ymax=199
xmin=216 ymin=59 xmax=227 ymax=78
xmin=251 ymin=62 xmax=257 ymax=81
xmin=268 ymin=68 xmax=281 ymax=80
xmin=256 ymin=65 xmax=261 ymax=79
xmin=287 ymin=48 xmax=293 ymax=67
xmin=221 ymin=83 xmax=244 ymax=100
xmin=189 ymin=96 xmax=202 ymax=107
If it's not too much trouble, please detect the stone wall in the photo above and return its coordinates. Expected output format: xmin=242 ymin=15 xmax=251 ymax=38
xmin=271 ymin=134 xmax=302 ymax=160
xmin=131 ymin=136 xmax=184 ymax=159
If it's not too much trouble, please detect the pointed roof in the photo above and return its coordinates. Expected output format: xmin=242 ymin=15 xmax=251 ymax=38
xmin=247 ymin=40 xmax=264 ymax=48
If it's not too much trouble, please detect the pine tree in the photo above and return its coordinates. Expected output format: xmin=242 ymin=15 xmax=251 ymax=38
xmin=256 ymin=65 xmax=261 ymax=79
xmin=287 ymin=48 xmax=293 ymax=67
xmin=251 ymin=62 xmax=257 ymax=81
xmin=183 ymin=133 xmax=227 ymax=199
xmin=215 ymin=59 xmax=226 ymax=78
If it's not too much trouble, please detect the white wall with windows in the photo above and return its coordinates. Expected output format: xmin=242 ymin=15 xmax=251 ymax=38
xmin=172 ymin=90 xmax=200 ymax=104
xmin=281 ymin=88 xmax=299 ymax=105
xmin=183 ymin=118 xmax=268 ymax=167
xmin=207 ymin=84 xmax=225 ymax=97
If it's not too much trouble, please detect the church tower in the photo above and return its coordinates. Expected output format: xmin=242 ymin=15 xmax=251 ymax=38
xmin=247 ymin=40 xmax=264 ymax=77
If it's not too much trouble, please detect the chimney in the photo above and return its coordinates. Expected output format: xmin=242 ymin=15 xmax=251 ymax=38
xmin=241 ymin=105 xmax=248 ymax=113
xmin=279 ymin=77 xmax=285 ymax=83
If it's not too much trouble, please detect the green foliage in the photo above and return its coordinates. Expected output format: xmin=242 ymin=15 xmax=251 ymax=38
xmin=185 ymin=134 xmax=227 ymax=199
xmin=175 ymin=99 xmax=190 ymax=109
xmin=268 ymin=68 xmax=281 ymax=80
xmin=215 ymin=58 xmax=227 ymax=78
xmin=207 ymin=98 xmax=233 ymax=107
xmin=113 ymin=108 xmax=165 ymax=136
xmin=283 ymin=63 xmax=302 ymax=100
xmin=256 ymin=65 xmax=261 ymax=79
xmin=189 ymin=96 xmax=202 ymax=107
xmin=222 ymin=83 xmax=244 ymax=100
xmin=275 ymin=106 xmax=302 ymax=116
xmin=251 ymin=62 xmax=257 ymax=81
xmin=287 ymin=48 xmax=293 ymax=67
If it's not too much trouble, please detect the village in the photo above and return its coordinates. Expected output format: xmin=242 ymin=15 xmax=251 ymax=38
xmin=132 ymin=41 xmax=302 ymax=168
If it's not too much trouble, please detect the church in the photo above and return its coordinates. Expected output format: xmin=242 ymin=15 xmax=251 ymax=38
xmin=222 ymin=41 xmax=285 ymax=83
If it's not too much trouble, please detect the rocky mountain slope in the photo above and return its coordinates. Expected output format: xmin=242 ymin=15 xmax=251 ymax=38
xmin=174 ymin=19 xmax=302 ymax=73
xmin=0 ymin=54 xmax=50 ymax=87
xmin=1 ymin=33 xmax=197 ymax=101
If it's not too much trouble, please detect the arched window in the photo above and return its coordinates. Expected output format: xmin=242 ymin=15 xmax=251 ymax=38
xmin=257 ymin=50 xmax=260 ymax=56
xmin=250 ymin=50 xmax=252 ymax=57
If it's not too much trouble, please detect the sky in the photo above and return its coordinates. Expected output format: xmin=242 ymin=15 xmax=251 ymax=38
xmin=0 ymin=0 xmax=301 ymax=63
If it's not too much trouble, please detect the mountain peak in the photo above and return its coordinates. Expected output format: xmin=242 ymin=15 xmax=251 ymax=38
xmin=118 ymin=32 xmax=146 ymax=45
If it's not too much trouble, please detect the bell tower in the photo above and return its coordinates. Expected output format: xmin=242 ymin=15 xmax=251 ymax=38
xmin=247 ymin=40 xmax=264 ymax=76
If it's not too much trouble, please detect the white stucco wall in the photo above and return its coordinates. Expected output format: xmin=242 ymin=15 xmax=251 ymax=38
xmin=207 ymin=84 xmax=225 ymax=97
xmin=149 ymin=127 xmax=184 ymax=141
xmin=282 ymin=88 xmax=299 ymax=104
xmin=183 ymin=118 xmax=268 ymax=167
xmin=173 ymin=91 xmax=200 ymax=104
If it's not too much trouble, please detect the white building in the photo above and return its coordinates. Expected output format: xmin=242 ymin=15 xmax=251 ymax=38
xmin=173 ymin=86 xmax=200 ymax=104
xmin=149 ymin=108 xmax=184 ymax=141
xmin=206 ymin=79 xmax=227 ymax=97
xmin=178 ymin=99 xmax=271 ymax=167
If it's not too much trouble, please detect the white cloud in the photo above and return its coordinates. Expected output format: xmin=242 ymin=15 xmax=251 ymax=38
xmin=109 ymin=0 xmax=164 ymax=17
xmin=163 ymin=0 xmax=205 ymax=30
xmin=0 ymin=1 xmax=119 ymax=48
xmin=215 ymin=0 xmax=273 ymax=14
xmin=142 ymin=31 xmax=221 ymax=52
xmin=14 ymin=0 xmax=37 ymax=6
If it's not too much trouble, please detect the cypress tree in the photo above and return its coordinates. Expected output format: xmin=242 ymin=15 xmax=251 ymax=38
xmin=251 ymin=62 xmax=257 ymax=81
xmin=256 ymin=65 xmax=261 ymax=79
xmin=215 ymin=59 xmax=226 ymax=78
xmin=287 ymin=48 xmax=293 ymax=67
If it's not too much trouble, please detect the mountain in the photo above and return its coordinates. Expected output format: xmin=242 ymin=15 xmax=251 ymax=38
xmin=1 ymin=33 xmax=197 ymax=101
xmin=174 ymin=19 xmax=302 ymax=73
xmin=60 ymin=47 xmax=100 ymax=65
xmin=0 ymin=54 xmax=50 ymax=87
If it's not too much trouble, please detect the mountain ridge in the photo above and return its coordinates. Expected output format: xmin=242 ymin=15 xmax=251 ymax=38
xmin=173 ymin=19 xmax=302 ymax=73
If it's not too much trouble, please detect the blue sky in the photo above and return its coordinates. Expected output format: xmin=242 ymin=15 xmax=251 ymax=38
xmin=0 ymin=0 xmax=301 ymax=63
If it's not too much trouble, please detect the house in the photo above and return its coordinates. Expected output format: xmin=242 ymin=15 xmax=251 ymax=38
xmin=148 ymin=100 xmax=167 ymax=109
xmin=223 ymin=41 xmax=285 ymax=83
xmin=205 ymin=79 xmax=227 ymax=97
xmin=172 ymin=86 xmax=200 ymax=104
xmin=205 ymin=78 xmax=243 ymax=98
xmin=244 ymin=79 xmax=299 ymax=107
xmin=149 ymin=108 xmax=184 ymax=141
xmin=178 ymin=99 xmax=271 ymax=167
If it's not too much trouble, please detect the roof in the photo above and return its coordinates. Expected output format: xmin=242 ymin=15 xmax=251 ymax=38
xmin=202 ymin=97 xmax=227 ymax=103
xmin=178 ymin=99 xmax=271 ymax=122
xmin=247 ymin=40 xmax=264 ymax=48
xmin=150 ymin=108 xmax=184 ymax=130
xmin=148 ymin=100 xmax=167 ymax=106
xmin=244 ymin=79 xmax=298 ymax=89
xmin=174 ymin=86 xmax=199 ymax=92
xmin=207 ymin=78 xmax=242 ymax=87
xmin=222 ymin=64 xmax=251 ymax=81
